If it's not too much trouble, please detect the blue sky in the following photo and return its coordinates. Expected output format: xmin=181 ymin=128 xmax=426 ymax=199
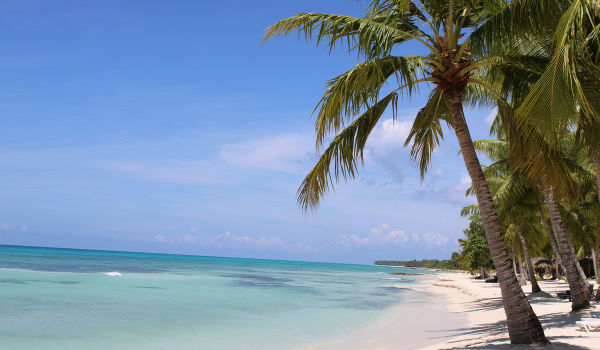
xmin=0 ymin=0 xmax=496 ymax=264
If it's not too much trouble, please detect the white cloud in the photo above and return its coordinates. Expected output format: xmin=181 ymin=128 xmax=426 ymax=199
xmin=422 ymin=232 xmax=449 ymax=246
xmin=430 ymin=166 xmax=444 ymax=178
xmin=484 ymin=108 xmax=498 ymax=125
xmin=359 ymin=119 xmax=415 ymax=182
xmin=0 ymin=222 xmax=13 ymax=230
xmin=154 ymin=235 xmax=166 ymax=242
xmin=413 ymin=172 xmax=476 ymax=206
xmin=366 ymin=119 xmax=414 ymax=151
xmin=190 ymin=227 xmax=197 ymax=232
xmin=21 ymin=225 xmax=28 ymax=231
xmin=337 ymin=224 xmax=449 ymax=249
xmin=220 ymin=133 xmax=313 ymax=172
xmin=292 ymin=242 xmax=321 ymax=253
xmin=460 ymin=172 xmax=472 ymax=185
xmin=231 ymin=235 xmax=286 ymax=248
xmin=339 ymin=224 xmax=410 ymax=246
xmin=371 ymin=223 xmax=389 ymax=235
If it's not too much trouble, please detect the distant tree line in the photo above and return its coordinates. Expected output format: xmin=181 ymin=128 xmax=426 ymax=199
xmin=374 ymin=258 xmax=459 ymax=270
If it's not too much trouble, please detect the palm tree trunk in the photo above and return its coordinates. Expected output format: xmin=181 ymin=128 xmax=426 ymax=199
xmin=446 ymin=93 xmax=547 ymax=344
xmin=518 ymin=253 xmax=527 ymax=285
xmin=536 ymin=198 xmax=567 ymax=277
xmin=594 ymin=151 xmax=600 ymax=200
xmin=515 ymin=221 xmax=542 ymax=293
xmin=593 ymin=152 xmax=600 ymax=282
xmin=593 ymin=248 xmax=600 ymax=282
xmin=581 ymin=212 xmax=598 ymax=283
xmin=543 ymin=188 xmax=590 ymax=310
xmin=512 ymin=243 xmax=519 ymax=277
xmin=595 ymin=218 xmax=600 ymax=283
xmin=563 ymin=228 xmax=591 ymax=292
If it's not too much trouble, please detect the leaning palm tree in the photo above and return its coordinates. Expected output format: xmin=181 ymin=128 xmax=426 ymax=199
xmin=470 ymin=133 xmax=595 ymax=309
xmin=511 ymin=219 xmax=545 ymax=293
xmin=461 ymin=149 xmax=546 ymax=293
xmin=263 ymin=0 xmax=549 ymax=343
xmin=462 ymin=200 xmax=546 ymax=294
xmin=470 ymin=15 xmax=598 ymax=307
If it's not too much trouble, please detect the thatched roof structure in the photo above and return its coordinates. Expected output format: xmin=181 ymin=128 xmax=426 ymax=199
xmin=531 ymin=257 xmax=554 ymax=269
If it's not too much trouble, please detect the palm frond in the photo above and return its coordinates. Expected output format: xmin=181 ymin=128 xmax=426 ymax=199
xmin=297 ymin=92 xmax=398 ymax=212
xmin=460 ymin=203 xmax=480 ymax=217
xmin=262 ymin=12 xmax=427 ymax=58
xmin=314 ymin=56 xmax=427 ymax=148
xmin=470 ymin=0 xmax=562 ymax=58
xmin=405 ymin=87 xmax=453 ymax=180
xmin=472 ymin=139 xmax=509 ymax=160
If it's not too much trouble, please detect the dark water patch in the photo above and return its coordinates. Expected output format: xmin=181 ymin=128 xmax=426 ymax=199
xmin=51 ymin=281 xmax=81 ymax=285
xmin=232 ymin=280 xmax=320 ymax=295
xmin=233 ymin=280 xmax=287 ymax=288
xmin=223 ymin=274 xmax=294 ymax=283
xmin=347 ymin=299 xmax=398 ymax=310
xmin=382 ymin=286 xmax=409 ymax=293
xmin=0 ymin=279 xmax=28 ymax=284
xmin=133 ymin=286 xmax=166 ymax=289
xmin=310 ymin=279 xmax=357 ymax=285
xmin=169 ymin=272 xmax=193 ymax=275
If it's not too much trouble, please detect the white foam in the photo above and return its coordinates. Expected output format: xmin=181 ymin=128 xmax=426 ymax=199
xmin=103 ymin=272 xmax=122 ymax=276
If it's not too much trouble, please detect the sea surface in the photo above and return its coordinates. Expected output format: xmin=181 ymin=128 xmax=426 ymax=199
xmin=0 ymin=245 xmax=464 ymax=350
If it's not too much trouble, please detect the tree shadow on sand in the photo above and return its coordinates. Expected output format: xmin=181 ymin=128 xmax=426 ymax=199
xmin=420 ymin=297 xmax=599 ymax=348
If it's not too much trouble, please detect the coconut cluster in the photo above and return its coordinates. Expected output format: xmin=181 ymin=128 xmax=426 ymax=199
xmin=428 ymin=28 xmax=472 ymax=93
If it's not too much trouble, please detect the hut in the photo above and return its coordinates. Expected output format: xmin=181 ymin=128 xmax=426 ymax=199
xmin=531 ymin=257 xmax=554 ymax=278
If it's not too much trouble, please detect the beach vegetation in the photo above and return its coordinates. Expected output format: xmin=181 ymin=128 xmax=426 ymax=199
xmin=456 ymin=212 xmax=494 ymax=274
xmin=461 ymin=131 xmax=595 ymax=307
xmin=374 ymin=258 xmax=459 ymax=269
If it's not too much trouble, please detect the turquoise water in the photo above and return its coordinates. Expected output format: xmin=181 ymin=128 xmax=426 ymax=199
xmin=0 ymin=245 xmax=453 ymax=350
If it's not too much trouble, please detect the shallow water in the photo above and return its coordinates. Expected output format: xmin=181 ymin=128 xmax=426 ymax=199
xmin=0 ymin=245 xmax=463 ymax=350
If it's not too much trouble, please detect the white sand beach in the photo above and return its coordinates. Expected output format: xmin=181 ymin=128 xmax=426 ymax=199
xmin=419 ymin=273 xmax=600 ymax=349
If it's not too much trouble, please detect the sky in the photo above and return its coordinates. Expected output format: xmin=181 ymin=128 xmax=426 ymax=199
xmin=0 ymin=0 xmax=497 ymax=264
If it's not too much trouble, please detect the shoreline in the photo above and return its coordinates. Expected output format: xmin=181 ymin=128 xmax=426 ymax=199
xmin=288 ymin=273 xmax=468 ymax=350
xmin=418 ymin=273 xmax=600 ymax=349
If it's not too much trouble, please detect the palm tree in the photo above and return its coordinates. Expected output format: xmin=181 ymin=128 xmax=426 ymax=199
xmin=461 ymin=151 xmax=545 ymax=293
xmin=457 ymin=211 xmax=494 ymax=276
xmin=573 ymin=192 xmax=600 ymax=280
xmin=506 ymin=229 xmax=527 ymax=285
xmin=468 ymin=134 xmax=594 ymax=309
xmin=263 ymin=0 xmax=548 ymax=343
xmin=543 ymin=188 xmax=592 ymax=306
xmin=515 ymin=0 xmax=600 ymax=186
xmin=534 ymin=197 xmax=567 ymax=278
xmin=515 ymin=220 xmax=543 ymax=293
xmin=542 ymin=134 xmax=598 ymax=303
xmin=468 ymin=7 xmax=598 ymax=307
xmin=513 ymin=1 xmax=599 ymax=264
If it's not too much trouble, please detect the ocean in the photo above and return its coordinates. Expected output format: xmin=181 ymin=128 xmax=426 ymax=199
xmin=0 ymin=245 xmax=464 ymax=350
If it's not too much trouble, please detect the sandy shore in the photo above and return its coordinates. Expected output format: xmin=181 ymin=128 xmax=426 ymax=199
xmin=419 ymin=273 xmax=600 ymax=349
